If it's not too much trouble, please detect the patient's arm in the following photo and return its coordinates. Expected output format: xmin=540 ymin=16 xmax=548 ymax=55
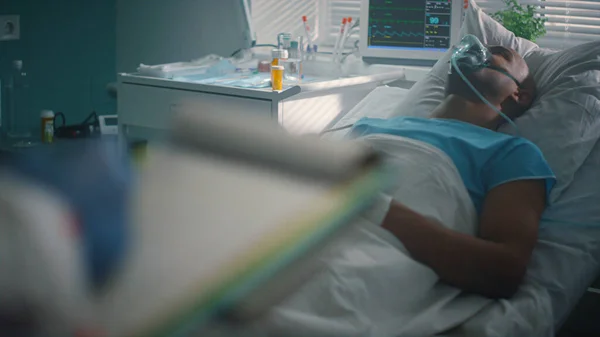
xmin=381 ymin=179 xmax=546 ymax=299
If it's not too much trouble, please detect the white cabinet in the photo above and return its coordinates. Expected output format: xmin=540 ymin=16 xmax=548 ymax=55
xmin=117 ymin=69 xmax=410 ymax=142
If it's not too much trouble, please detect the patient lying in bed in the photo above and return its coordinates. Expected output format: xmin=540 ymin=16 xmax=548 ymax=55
xmin=248 ymin=47 xmax=556 ymax=336
xmin=352 ymin=45 xmax=556 ymax=299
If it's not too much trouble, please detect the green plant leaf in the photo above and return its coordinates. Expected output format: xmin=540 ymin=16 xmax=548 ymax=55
xmin=492 ymin=0 xmax=546 ymax=41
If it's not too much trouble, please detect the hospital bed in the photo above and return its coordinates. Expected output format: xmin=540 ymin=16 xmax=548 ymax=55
xmin=325 ymin=86 xmax=600 ymax=337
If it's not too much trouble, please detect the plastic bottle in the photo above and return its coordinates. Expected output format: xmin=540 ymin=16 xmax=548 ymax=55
xmin=271 ymin=49 xmax=288 ymax=85
xmin=281 ymin=37 xmax=303 ymax=83
xmin=7 ymin=60 xmax=31 ymax=139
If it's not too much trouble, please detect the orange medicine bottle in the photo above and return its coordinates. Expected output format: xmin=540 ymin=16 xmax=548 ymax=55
xmin=271 ymin=65 xmax=284 ymax=91
xmin=40 ymin=110 xmax=54 ymax=143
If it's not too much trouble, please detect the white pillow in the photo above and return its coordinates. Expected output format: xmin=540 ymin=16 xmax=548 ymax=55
xmin=544 ymin=140 xmax=600 ymax=226
xmin=325 ymin=86 xmax=410 ymax=140
xmin=391 ymin=0 xmax=600 ymax=202
xmin=500 ymin=42 xmax=600 ymax=201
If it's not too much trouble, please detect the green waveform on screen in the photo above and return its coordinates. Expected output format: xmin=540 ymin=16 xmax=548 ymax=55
xmin=371 ymin=18 xmax=424 ymax=24
xmin=372 ymin=30 xmax=425 ymax=37
xmin=369 ymin=6 xmax=425 ymax=11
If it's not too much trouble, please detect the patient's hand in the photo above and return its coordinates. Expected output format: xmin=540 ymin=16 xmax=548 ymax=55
xmin=381 ymin=179 xmax=546 ymax=299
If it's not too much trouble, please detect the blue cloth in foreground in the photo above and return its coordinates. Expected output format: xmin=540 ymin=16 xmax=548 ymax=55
xmin=351 ymin=117 xmax=556 ymax=214
xmin=6 ymin=140 xmax=131 ymax=288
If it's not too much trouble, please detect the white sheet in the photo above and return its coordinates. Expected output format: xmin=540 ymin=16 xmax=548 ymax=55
xmin=324 ymin=86 xmax=408 ymax=141
xmin=325 ymin=87 xmax=600 ymax=337
xmin=241 ymin=134 xmax=491 ymax=337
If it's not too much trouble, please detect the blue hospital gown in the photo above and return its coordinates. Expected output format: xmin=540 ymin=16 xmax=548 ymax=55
xmin=350 ymin=117 xmax=556 ymax=214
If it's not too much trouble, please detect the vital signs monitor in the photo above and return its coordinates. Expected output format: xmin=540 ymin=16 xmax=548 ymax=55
xmin=359 ymin=0 xmax=463 ymax=63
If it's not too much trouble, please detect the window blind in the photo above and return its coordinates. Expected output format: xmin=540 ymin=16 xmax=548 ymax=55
xmin=251 ymin=0 xmax=319 ymax=45
xmin=253 ymin=1 xmax=598 ymax=50
xmin=478 ymin=0 xmax=600 ymax=50
xmin=321 ymin=0 xmax=362 ymax=46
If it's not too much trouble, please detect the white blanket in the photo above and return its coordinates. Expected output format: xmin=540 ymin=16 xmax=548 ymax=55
xmin=243 ymin=134 xmax=493 ymax=336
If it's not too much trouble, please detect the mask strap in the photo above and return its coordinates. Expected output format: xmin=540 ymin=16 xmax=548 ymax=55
xmin=485 ymin=65 xmax=522 ymax=88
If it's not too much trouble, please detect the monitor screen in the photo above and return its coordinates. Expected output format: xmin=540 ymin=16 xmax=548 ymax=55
xmin=368 ymin=0 xmax=451 ymax=52
xmin=360 ymin=0 xmax=461 ymax=62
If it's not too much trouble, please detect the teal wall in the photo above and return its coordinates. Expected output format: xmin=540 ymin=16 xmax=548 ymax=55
xmin=0 ymin=0 xmax=116 ymax=134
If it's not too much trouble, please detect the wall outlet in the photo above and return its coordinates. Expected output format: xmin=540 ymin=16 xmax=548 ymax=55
xmin=0 ymin=15 xmax=20 ymax=41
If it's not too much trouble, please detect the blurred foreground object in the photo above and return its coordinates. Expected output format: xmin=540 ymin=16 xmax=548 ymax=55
xmin=0 ymin=139 xmax=131 ymax=336
xmin=0 ymin=170 xmax=92 ymax=336
xmin=9 ymin=140 xmax=132 ymax=287
xmin=0 ymin=109 xmax=387 ymax=336
xmin=97 ymin=106 xmax=390 ymax=336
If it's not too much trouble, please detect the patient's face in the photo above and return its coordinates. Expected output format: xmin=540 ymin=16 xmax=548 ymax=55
xmin=446 ymin=46 xmax=536 ymax=121
xmin=487 ymin=46 xmax=529 ymax=83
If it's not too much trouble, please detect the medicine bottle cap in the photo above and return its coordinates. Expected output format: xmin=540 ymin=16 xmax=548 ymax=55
xmin=271 ymin=49 xmax=289 ymax=59
xmin=41 ymin=110 xmax=55 ymax=118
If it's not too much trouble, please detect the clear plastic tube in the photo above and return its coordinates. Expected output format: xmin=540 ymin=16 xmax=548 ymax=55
xmin=337 ymin=17 xmax=352 ymax=63
xmin=302 ymin=16 xmax=314 ymax=48
xmin=332 ymin=18 xmax=347 ymax=63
